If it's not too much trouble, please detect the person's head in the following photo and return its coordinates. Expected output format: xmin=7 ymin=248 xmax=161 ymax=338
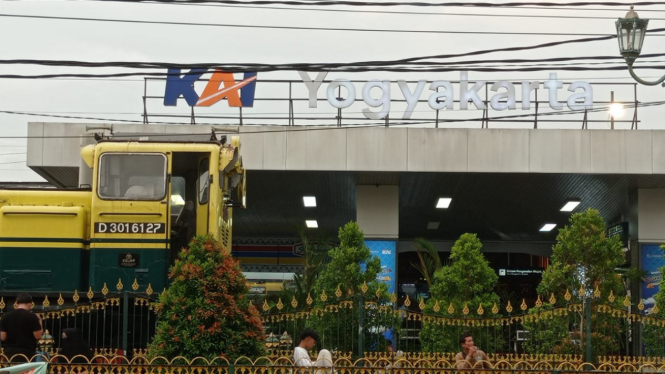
xmin=386 ymin=340 xmax=393 ymax=352
xmin=459 ymin=333 xmax=474 ymax=352
xmin=15 ymin=293 xmax=33 ymax=308
xmin=299 ymin=328 xmax=319 ymax=350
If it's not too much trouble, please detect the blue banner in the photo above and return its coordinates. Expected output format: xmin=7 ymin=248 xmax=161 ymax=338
xmin=365 ymin=240 xmax=397 ymax=295
xmin=641 ymin=244 xmax=665 ymax=315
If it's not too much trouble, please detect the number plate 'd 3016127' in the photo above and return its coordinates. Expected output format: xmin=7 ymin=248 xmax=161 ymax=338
xmin=94 ymin=222 xmax=166 ymax=234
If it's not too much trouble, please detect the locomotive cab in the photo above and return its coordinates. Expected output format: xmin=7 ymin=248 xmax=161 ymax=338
xmin=83 ymin=136 xmax=244 ymax=292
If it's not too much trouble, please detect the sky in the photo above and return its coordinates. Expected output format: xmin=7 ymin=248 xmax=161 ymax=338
xmin=1 ymin=0 xmax=665 ymax=182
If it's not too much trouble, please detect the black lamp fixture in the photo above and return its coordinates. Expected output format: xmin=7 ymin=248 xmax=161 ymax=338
xmin=616 ymin=6 xmax=664 ymax=86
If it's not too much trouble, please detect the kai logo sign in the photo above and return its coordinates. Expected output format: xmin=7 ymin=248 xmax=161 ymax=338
xmin=164 ymin=69 xmax=257 ymax=107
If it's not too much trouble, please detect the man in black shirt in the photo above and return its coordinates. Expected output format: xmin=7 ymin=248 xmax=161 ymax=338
xmin=0 ymin=293 xmax=43 ymax=361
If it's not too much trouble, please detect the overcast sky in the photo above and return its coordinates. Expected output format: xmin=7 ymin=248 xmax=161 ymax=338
xmin=1 ymin=0 xmax=665 ymax=182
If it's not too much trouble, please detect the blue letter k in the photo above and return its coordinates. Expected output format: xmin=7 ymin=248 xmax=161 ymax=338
xmin=163 ymin=68 xmax=207 ymax=106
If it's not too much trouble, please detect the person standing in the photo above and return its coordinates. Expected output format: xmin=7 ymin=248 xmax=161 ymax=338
xmin=0 ymin=293 xmax=43 ymax=361
xmin=455 ymin=333 xmax=490 ymax=370
xmin=60 ymin=328 xmax=93 ymax=363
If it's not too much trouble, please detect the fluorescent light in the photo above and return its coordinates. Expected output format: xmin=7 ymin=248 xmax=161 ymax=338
xmin=427 ymin=222 xmax=440 ymax=230
xmin=436 ymin=198 xmax=452 ymax=209
xmin=303 ymin=196 xmax=317 ymax=207
xmin=305 ymin=220 xmax=318 ymax=228
xmin=560 ymin=201 xmax=580 ymax=212
xmin=170 ymin=195 xmax=185 ymax=205
xmin=540 ymin=223 xmax=556 ymax=232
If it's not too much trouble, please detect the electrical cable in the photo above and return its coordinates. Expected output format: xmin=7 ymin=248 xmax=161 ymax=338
xmin=0 ymin=100 xmax=661 ymax=136
xmin=74 ymin=0 xmax=665 ymax=9
xmin=0 ymin=13 xmax=622 ymax=37
xmin=119 ymin=2 xmax=665 ymax=20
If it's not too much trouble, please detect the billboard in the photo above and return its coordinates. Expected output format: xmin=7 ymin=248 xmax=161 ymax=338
xmin=641 ymin=244 xmax=665 ymax=315
xmin=365 ymin=240 xmax=397 ymax=295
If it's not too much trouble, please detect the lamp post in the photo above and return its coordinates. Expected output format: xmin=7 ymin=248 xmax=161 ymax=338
xmin=616 ymin=6 xmax=665 ymax=86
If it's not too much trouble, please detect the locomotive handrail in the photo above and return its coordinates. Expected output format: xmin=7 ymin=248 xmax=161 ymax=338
xmin=98 ymin=212 xmax=163 ymax=216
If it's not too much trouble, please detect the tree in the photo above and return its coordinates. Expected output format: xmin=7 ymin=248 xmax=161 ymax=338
xmin=643 ymin=245 xmax=665 ymax=357
xmin=524 ymin=209 xmax=625 ymax=355
xmin=411 ymin=237 xmax=443 ymax=287
xmin=308 ymin=221 xmax=393 ymax=354
xmin=419 ymin=233 xmax=501 ymax=353
xmin=148 ymin=235 xmax=266 ymax=361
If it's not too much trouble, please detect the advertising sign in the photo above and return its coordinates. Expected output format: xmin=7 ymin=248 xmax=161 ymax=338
xmin=641 ymin=244 xmax=665 ymax=315
xmin=365 ymin=240 xmax=397 ymax=295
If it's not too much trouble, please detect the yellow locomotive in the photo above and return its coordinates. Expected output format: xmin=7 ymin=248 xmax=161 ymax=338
xmin=0 ymin=131 xmax=245 ymax=293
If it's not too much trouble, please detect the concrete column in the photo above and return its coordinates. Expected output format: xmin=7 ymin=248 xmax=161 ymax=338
xmin=356 ymin=185 xmax=398 ymax=239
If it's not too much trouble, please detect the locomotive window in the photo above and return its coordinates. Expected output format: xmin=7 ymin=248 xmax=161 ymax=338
xmin=198 ymin=158 xmax=210 ymax=204
xmin=98 ymin=153 xmax=167 ymax=201
xmin=171 ymin=176 xmax=186 ymax=216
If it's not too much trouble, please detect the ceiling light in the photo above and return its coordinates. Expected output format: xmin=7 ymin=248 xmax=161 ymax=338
xmin=427 ymin=222 xmax=440 ymax=230
xmin=560 ymin=201 xmax=580 ymax=212
xmin=303 ymin=196 xmax=317 ymax=207
xmin=305 ymin=220 xmax=318 ymax=228
xmin=540 ymin=223 xmax=556 ymax=232
xmin=436 ymin=198 xmax=452 ymax=209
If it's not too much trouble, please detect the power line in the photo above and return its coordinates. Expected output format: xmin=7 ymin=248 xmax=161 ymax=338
xmin=0 ymin=152 xmax=27 ymax=156
xmin=0 ymin=13 xmax=623 ymax=37
xmin=0 ymin=160 xmax=26 ymax=165
xmin=125 ymin=2 xmax=665 ymax=20
xmin=78 ymin=0 xmax=665 ymax=9
xmin=0 ymin=100 xmax=661 ymax=137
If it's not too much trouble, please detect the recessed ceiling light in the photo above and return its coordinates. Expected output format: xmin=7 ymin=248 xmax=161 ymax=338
xmin=305 ymin=220 xmax=318 ymax=228
xmin=436 ymin=198 xmax=452 ymax=209
xmin=560 ymin=201 xmax=580 ymax=212
xmin=540 ymin=223 xmax=556 ymax=232
xmin=303 ymin=196 xmax=317 ymax=207
xmin=427 ymin=222 xmax=440 ymax=230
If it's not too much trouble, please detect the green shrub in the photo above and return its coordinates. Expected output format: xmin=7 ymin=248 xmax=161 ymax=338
xmin=148 ymin=235 xmax=267 ymax=360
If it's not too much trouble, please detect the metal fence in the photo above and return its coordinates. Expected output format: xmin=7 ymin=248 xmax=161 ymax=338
xmin=1 ymin=280 xmax=665 ymax=365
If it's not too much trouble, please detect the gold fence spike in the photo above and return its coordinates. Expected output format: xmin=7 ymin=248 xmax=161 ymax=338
xmin=262 ymin=299 xmax=270 ymax=312
xmin=593 ymin=284 xmax=601 ymax=298
xmin=43 ymin=295 xmax=50 ymax=308
xmin=564 ymin=289 xmax=572 ymax=301
xmin=477 ymin=303 xmax=484 ymax=315
xmin=433 ymin=300 xmax=440 ymax=313
xmin=549 ymin=293 xmax=556 ymax=304
xmin=520 ymin=299 xmax=528 ymax=311
xmin=146 ymin=283 xmax=153 ymax=296
xmin=652 ymin=302 xmax=659 ymax=314
xmin=535 ymin=295 xmax=543 ymax=307
xmin=306 ymin=293 xmax=313 ymax=305
xmin=608 ymin=290 xmax=615 ymax=302
xmin=623 ymin=294 xmax=631 ymax=307
xmin=390 ymin=293 xmax=397 ymax=303
xmin=320 ymin=289 xmax=328 ymax=302
xmin=73 ymin=290 xmax=80 ymax=303
xmin=447 ymin=302 xmax=455 ymax=314
xmin=418 ymin=297 xmax=426 ymax=310
xmin=161 ymin=287 xmax=166 ymax=295
xmin=132 ymin=278 xmax=139 ymax=291
xmin=638 ymin=299 xmax=645 ymax=311
xmin=506 ymin=301 xmax=513 ymax=313
xmin=492 ymin=302 xmax=499 ymax=314
xmin=375 ymin=288 xmax=381 ymax=298
xmin=361 ymin=281 xmax=368 ymax=294
xmin=102 ymin=283 xmax=109 ymax=296
xmin=578 ymin=284 xmax=585 ymax=297
xmin=116 ymin=278 xmax=124 ymax=291
xmin=57 ymin=294 xmax=64 ymax=306
xmin=291 ymin=295 xmax=298 ymax=308
xmin=87 ymin=286 xmax=94 ymax=299
xmin=462 ymin=303 xmax=469 ymax=315
xmin=0 ymin=297 xmax=5 ymax=309
xmin=404 ymin=295 xmax=411 ymax=307
xmin=277 ymin=298 xmax=284 ymax=310
xmin=335 ymin=284 xmax=342 ymax=298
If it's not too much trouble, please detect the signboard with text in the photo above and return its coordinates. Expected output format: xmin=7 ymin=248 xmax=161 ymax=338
xmin=641 ymin=244 xmax=665 ymax=315
xmin=365 ymin=240 xmax=397 ymax=295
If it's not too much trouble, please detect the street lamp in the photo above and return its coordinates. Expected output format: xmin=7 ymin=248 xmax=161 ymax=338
xmin=616 ymin=6 xmax=664 ymax=86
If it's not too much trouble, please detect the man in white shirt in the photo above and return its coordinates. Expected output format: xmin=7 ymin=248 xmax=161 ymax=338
xmin=293 ymin=328 xmax=333 ymax=373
